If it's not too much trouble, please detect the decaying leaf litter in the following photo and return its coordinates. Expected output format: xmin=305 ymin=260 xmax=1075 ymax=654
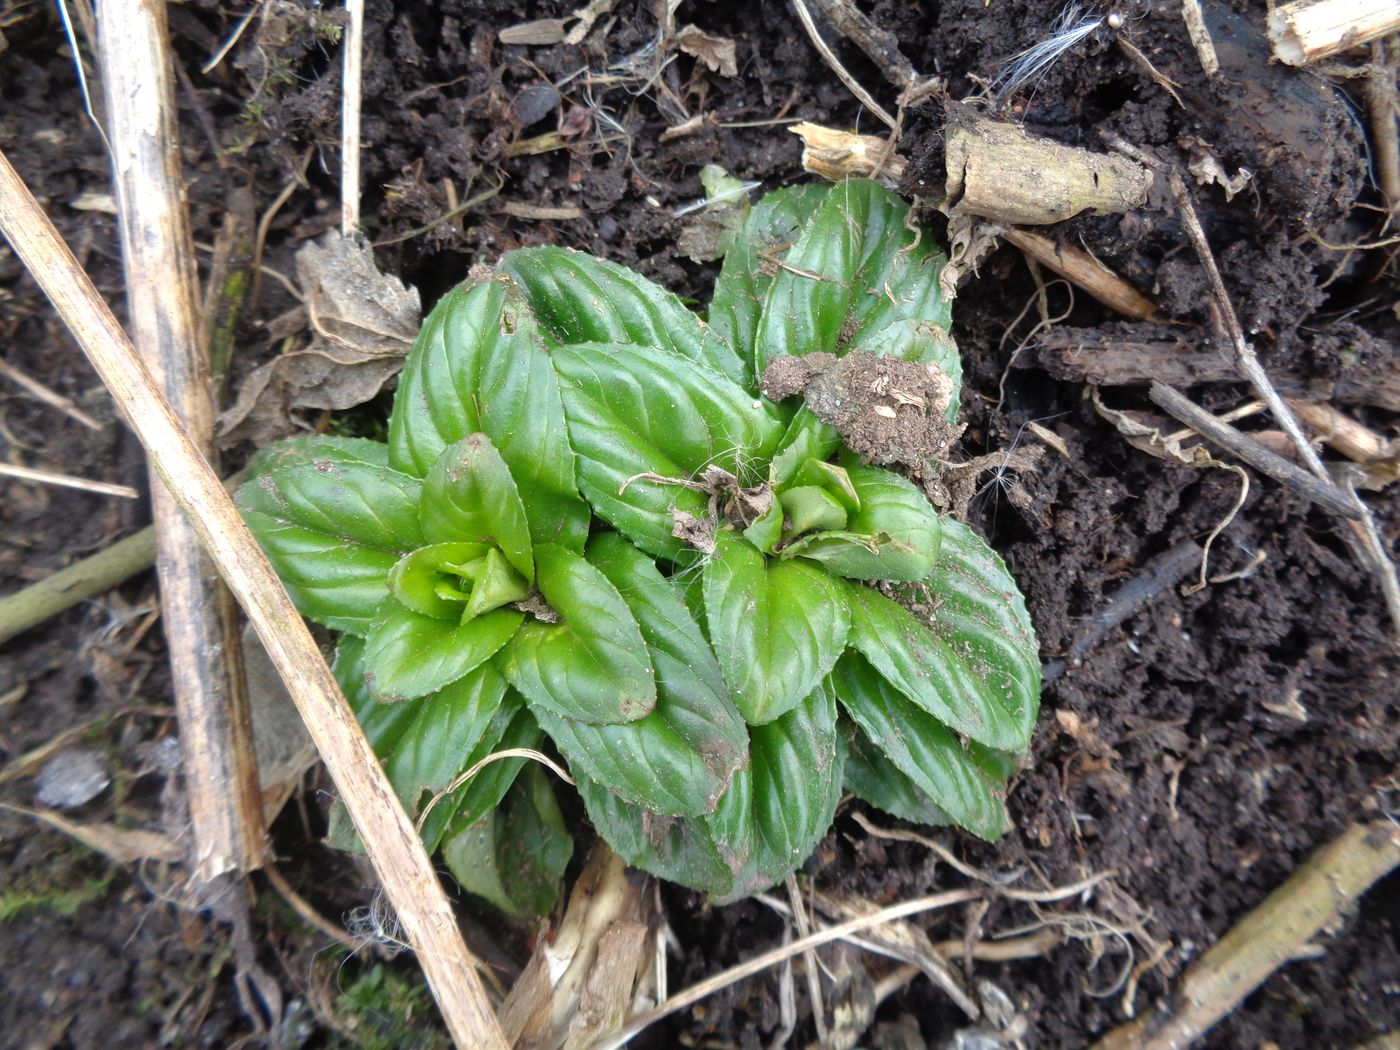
xmin=1 ymin=0 xmax=1399 ymax=1047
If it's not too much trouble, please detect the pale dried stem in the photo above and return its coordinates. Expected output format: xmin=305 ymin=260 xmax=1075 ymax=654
xmin=341 ymin=0 xmax=364 ymax=235
xmin=98 ymin=0 xmax=265 ymax=880
xmin=0 ymin=150 xmax=509 ymax=1050
xmin=593 ymin=888 xmax=980 ymax=1050
xmin=1269 ymin=0 xmax=1400 ymax=65
xmin=0 ymin=357 xmax=104 ymax=430
xmin=1092 ymin=821 xmax=1400 ymax=1049
xmin=790 ymin=0 xmax=896 ymax=129
xmin=0 ymin=461 xmax=138 ymax=498
xmin=1003 ymin=229 xmax=1159 ymax=321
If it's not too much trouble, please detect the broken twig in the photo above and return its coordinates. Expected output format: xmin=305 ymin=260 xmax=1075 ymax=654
xmin=1149 ymin=382 xmax=1361 ymax=520
xmin=1093 ymin=821 xmax=1400 ymax=1049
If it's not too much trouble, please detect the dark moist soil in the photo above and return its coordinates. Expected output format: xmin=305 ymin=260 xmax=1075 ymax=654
xmin=2 ymin=0 xmax=1398 ymax=1046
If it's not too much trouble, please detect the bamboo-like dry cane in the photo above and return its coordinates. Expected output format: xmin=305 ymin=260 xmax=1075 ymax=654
xmin=97 ymin=0 xmax=266 ymax=881
xmin=1092 ymin=821 xmax=1400 ymax=1049
xmin=0 ymin=151 xmax=509 ymax=1050
xmin=1269 ymin=0 xmax=1400 ymax=65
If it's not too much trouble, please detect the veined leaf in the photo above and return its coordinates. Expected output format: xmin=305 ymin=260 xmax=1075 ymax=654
xmin=501 ymin=245 xmax=746 ymax=384
xmin=709 ymin=184 xmax=829 ymax=387
xmin=244 ymin=434 xmax=390 ymax=479
xmin=706 ymin=684 xmax=844 ymax=901
xmin=704 ymin=532 xmax=849 ymax=724
xmin=575 ymin=773 xmax=735 ymax=897
xmin=420 ymin=434 xmax=534 ymax=582
xmin=782 ymin=464 xmax=941 ymax=581
xmin=553 ymin=341 xmax=785 ymax=561
xmin=382 ymin=661 xmax=509 ymax=851
xmin=499 ymin=544 xmax=656 ymax=724
xmin=843 ymin=518 xmax=1039 ymax=751
xmin=387 ymin=278 xmax=588 ymax=549
xmin=443 ymin=764 xmax=573 ymax=919
xmin=363 ymin=598 xmax=522 ymax=702
xmin=532 ymin=534 xmax=747 ymax=816
xmin=236 ymin=459 xmax=423 ymax=635
xmin=830 ymin=653 xmax=1008 ymax=840
xmin=843 ymin=723 xmax=953 ymax=827
xmin=752 ymin=180 xmax=951 ymax=380
xmin=443 ymin=701 xmax=543 ymax=838
xmin=329 ymin=638 xmax=530 ymax=853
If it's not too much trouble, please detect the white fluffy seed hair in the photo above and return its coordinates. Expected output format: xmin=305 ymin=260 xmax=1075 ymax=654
xmin=987 ymin=3 xmax=1108 ymax=109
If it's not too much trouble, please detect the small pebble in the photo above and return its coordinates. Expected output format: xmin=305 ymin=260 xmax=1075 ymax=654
xmin=511 ymin=83 xmax=559 ymax=127
xmin=35 ymin=749 xmax=110 ymax=810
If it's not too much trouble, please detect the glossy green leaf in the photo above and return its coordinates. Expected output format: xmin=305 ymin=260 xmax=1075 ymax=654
xmin=553 ymin=341 xmax=785 ymax=561
xmin=363 ymin=598 xmax=522 ymax=702
xmin=443 ymin=764 xmax=573 ymax=919
xmin=703 ymin=531 xmax=849 ymax=724
xmin=706 ymin=684 xmax=844 ymax=900
xmin=709 ymin=184 xmax=829 ymax=386
xmin=499 ymin=544 xmax=656 ymax=724
xmin=244 ymin=434 xmax=390 ymax=480
xmin=843 ymin=723 xmax=952 ymax=827
xmin=830 ymin=653 xmax=1008 ymax=840
xmin=329 ymin=638 xmax=528 ymax=853
xmin=236 ymin=460 xmax=423 ymax=635
xmin=381 ymin=661 xmax=509 ymax=850
xmin=843 ymin=518 xmax=1039 ymax=751
xmin=420 ymin=434 xmax=534 ymax=581
xmin=532 ymin=534 xmax=747 ymax=816
xmin=752 ymin=180 xmax=952 ymax=381
xmin=769 ymin=407 xmax=841 ymax=489
xmin=387 ymin=542 xmax=491 ymax=619
xmin=782 ymin=464 xmax=940 ymax=581
xmin=501 ymin=245 xmax=746 ymax=385
xmin=575 ymin=773 xmax=734 ymax=896
xmin=442 ymin=701 xmax=543 ymax=838
xmin=387 ymin=278 xmax=588 ymax=548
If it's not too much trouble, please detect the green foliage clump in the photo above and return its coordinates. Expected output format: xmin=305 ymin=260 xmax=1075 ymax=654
xmin=236 ymin=180 xmax=1040 ymax=911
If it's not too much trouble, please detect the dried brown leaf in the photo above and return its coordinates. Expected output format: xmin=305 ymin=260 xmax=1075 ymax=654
xmin=218 ymin=232 xmax=420 ymax=447
xmin=675 ymin=25 xmax=737 ymax=77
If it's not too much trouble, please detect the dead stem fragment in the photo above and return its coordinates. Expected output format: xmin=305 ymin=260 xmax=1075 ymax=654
xmin=1093 ymin=821 xmax=1400 ymax=1050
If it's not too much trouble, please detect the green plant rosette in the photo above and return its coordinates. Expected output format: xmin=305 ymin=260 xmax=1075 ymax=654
xmin=236 ymin=179 xmax=1040 ymax=914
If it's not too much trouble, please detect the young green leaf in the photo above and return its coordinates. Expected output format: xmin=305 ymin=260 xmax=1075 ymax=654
xmin=704 ymin=531 xmax=850 ymax=724
xmin=553 ymin=341 xmax=785 ymax=560
xmin=420 ymin=434 xmax=534 ymax=582
xmin=387 ymin=279 xmax=588 ymax=548
xmin=499 ymin=544 xmax=656 ymax=724
xmin=236 ymin=460 xmax=424 ymax=634
xmin=530 ymin=534 xmax=747 ymax=816
xmin=843 ymin=518 xmax=1039 ymax=751
xmin=575 ymin=773 xmax=735 ymax=897
xmin=706 ymin=684 xmax=845 ymax=900
xmin=709 ymin=184 xmax=829 ymax=386
xmin=830 ymin=653 xmax=1008 ymax=840
xmin=363 ymin=598 xmax=522 ymax=702
xmin=443 ymin=764 xmax=574 ymax=919
xmin=752 ymin=180 xmax=951 ymax=380
xmin=781 ymin=464 xmax=941 ymax=581
xmin=769 ymin=407 xmax=842 ymax=489
xmin=501 ymin=245 xmax=746 ymax=385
